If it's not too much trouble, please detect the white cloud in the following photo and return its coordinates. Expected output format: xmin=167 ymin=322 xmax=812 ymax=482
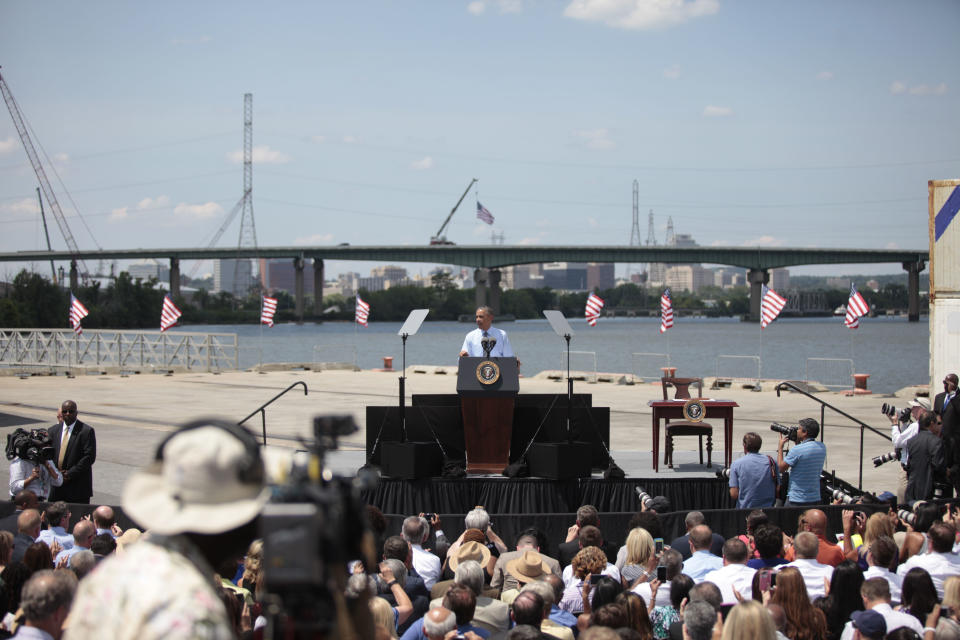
xmin=173 ymin=201 xmax=223 ymax=220
xmin=703 ymin=105 xmax=733 ymax=117
xmin=518 ymin=232 xmax=548 ymax=245
xmin=410 ymin=156 xmax=434 ymax=170
xmin=663 ymin=64 xmax=681 ymax=79
xmin=172 ymin=35 xmax=212 ymax=45
xmin=53 ymin=152 xmax=70 ymax=164
xmin=468 ymin=1 xmax=486 ymax=14
xmin=110 ymin=207 xmax=129 ymax=221
xmin=574 ymin=128 xmax=616 ymax=150
xmin=342 ymin=135 xmax=358 ymax=144
xmin=885 ymin=241 xmax=900 ymax=250
xmin=890 ymin=81 xmax=907 ymax=95
xmin=0 ymin=198 xmax=40 ymax=215
xmin=817 ymin=71 xmax=834 ymax=81
xmin=137 ymin=195 xmax=171 ymax=210
xmin=909 ymin=82 xmax=948 ymax=96
xmin=0 ymin=137 xmax=19 ymax=154
xmin=564 ymin=0 xmax=719 ymax=30
xmin=293 ymin=233 xmax=335 ymax=245
xmin=742 ymin=235 xmax=783 ymax=247
xmin=311 ymin=135 xmax=326 ymax=144
xmin=587 ymin=217 xmax=599 ymax=228
xmin=226 ymin=145 xmax=291 ymax=164
xmin=468 ymin=0 xmax=522 ymax=13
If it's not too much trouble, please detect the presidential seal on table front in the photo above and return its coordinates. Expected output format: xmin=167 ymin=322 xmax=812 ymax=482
xmin=682 ymin=398 xmax=705 ymax=422
xmin=476 ymin=360 xmax=501 ymax=385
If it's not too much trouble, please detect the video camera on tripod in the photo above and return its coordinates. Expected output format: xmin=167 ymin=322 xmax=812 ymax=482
xmin=260 ymin=414 xmax=380 ymax=639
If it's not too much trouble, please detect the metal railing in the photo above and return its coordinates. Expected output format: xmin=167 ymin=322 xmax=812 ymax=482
xmin=238 ymin=381 xmax=309 ymax=446
xmin=775 ymin=380 xmax=891 ymax=489
xmin=0 ymin=328 xmax=238 ymax=373
xmin=313 ymin=344 xmax=359 ymax=370
xmin=804 ymin=357 xmax=855 ymax=392
xmin=715 ymin=355 xmax=761 ymax=390
xmin=561 ymin=350 xmax=598 ymax=383
xmin=631 ymin=352 xmax=670 ymax=382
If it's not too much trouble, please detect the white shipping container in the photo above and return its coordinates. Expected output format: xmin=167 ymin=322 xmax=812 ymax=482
xmin=928 ymin=179 xmax=960 ymax=395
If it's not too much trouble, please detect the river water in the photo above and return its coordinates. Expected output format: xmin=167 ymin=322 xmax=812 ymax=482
xmin=181 ymin=316 xmax=929 ymax=394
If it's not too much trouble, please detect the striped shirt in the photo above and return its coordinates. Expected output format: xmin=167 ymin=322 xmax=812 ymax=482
xmin=784 ymin=439 xmax=826 ymax=503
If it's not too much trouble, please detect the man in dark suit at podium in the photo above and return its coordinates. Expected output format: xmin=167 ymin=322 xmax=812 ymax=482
xmin=459 ymin=306 xmax=514 ymax=358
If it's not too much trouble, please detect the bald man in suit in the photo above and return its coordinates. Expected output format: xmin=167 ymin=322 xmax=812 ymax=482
xmin=47 ymin=400 xmax=97 ymax=504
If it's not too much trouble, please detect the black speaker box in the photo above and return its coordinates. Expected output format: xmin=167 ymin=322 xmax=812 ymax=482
xmin=526 ymin=442 xmax=594 ymax=480
xmin=381 ymin=441 xmax=443 ymax=479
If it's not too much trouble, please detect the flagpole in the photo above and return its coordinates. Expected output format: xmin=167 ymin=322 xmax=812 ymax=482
xmin=258 ymin=299 xmax=264 ymax=372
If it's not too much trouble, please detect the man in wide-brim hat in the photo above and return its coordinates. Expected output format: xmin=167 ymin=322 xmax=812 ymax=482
xmin=506 ymin=549 xmax=551 ymax=585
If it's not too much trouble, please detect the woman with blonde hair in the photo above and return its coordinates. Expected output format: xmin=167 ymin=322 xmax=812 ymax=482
xmin=842 ymin=511 xmax=896 ymax=568
xmin=240 ymin=539 xmax=263 ymax=591
xmin=722 ymin=600 xmax=777 ymax=640
xmin=942 ymin=576 xmax=960 ymax=612
xmin=621 ymin=527 xmax=656 ymax=587
xmin=770 ymin=567 xmax=828 ymax=640
xmin=368 ymin=595 xmax=399 ymax=639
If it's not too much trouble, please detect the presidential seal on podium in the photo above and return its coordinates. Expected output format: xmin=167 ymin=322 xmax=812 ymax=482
xmin=475 ymin=360 xmax=501 ymax=385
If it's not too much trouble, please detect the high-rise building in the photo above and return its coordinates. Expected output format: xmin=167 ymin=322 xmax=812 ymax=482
xmin=214 ymin=259 xmax=256 ymax=294
xmin=259 ymin=258 xmax=315 ymax=294
xmin=770 ymin=268 xmax=790 ymax=291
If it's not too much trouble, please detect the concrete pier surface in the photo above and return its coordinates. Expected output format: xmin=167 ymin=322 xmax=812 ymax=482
xmin=0 ymin=367 xmax=917 ymax=508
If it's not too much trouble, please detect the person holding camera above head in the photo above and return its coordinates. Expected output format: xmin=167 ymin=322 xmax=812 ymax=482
xmin=7 ymin=431 xmax=62 ymax=503
xmin=889 ymin=399 xmax=931 ymax=503
xmin=728 ymin=433 xmax=779 ymax=509
xmin=777 ymin=418 xmax=826 ymax=507
xmin=904 ymin=411 xmax=945 ymax=505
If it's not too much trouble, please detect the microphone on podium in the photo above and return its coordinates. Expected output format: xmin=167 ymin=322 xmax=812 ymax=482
xmin=481 ymin=337 xmax=496 ymax=357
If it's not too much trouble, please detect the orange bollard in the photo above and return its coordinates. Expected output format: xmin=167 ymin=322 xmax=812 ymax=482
xmin=383 ymin=356 xmax=393 ymax=371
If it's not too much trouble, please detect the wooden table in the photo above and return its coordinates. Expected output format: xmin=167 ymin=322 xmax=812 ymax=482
xmin=648 ymin=400 xmax=739 ymax=472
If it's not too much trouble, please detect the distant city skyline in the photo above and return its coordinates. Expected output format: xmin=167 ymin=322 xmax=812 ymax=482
xmin=1 ymin=1 xmax=957 ymax=282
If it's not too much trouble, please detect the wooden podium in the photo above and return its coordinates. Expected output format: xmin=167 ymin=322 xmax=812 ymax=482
xmin=457 ymin=357 xmax=519 ymax=474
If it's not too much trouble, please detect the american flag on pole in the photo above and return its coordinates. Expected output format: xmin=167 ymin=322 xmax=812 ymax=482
xmin=476 ymin=202 xmax=494 ymax=225
xmin=660 ymin=289 xmax=674 ymax=333
xmin=160 ymin=294 xmax=182 ymax=332
xmin=584 ymin=293 xmax=604 ymax=327
xmin=760 ymin=285 xmax=787 ymax=329
xmin=844 ymin=283 xmax=869 ymax=329
xmin=261 ymin=296 xmax=278 ymax=328
xmin=355 ymin=295 xmax=370 ymax=327
xmin=68 ymin=293 xmax=89 ymax=335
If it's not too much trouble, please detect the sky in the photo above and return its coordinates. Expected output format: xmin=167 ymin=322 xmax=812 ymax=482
xmin=0 ymin=0 xmax=958 ymax=282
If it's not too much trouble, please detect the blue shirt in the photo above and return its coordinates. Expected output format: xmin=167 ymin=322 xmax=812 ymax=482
xmin=783 ymin=438 xmax=827 ymax=503
xmin=682 ymin=550 xmax=724 ymax=582
xmin=729 ymin=452 xmax=778 ymax=509
xmin=549 ymin=604 xmax=577 ymax=630
xmin=746 ymin=557 xmax=789 ymax=570
xmin=461 ymin=327 xmax=514 ymax=357
xmin=399 ymin=618 xmax=490 ymax=640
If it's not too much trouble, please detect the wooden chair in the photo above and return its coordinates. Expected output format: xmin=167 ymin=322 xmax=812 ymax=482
xmin=661 ymin=377 xmax=713 ymax=468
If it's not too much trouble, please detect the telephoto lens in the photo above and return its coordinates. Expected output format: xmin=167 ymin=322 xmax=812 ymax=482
xmin=881 ymin=403 xmax=897 ymax=417
xmin=715 ymin=467 xmax=730 ymax=479
xmin=826 ymin=485 xmax=857 ymax=504
xmin=770 ymin=423 xmax=799 ymax=444
xmin=634 ymin=486 xmax=653 ymax=509
xmin=897 ymin=508 xmax=917 ymax=527
xmin=872 ymin=451 xmax=900 ymax=467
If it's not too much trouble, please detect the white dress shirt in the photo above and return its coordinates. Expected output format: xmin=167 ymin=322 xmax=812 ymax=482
xmin=783 ymin=558 xmax=834 ymax=601
xmin=864 ymin=565 xmax=903 ymax=605
xmin=461 ymin=327 xmax=514 ymax=358
xmin=410 ymin=543 xmax=442 ymax=590
xmin=8 ymin=458 xmax=62 ymax=500
xmin=896 ymin=551 xmax=960 ymax=599
xmin=633 ymin=579 xmax=671 ymax=607
xmin=892 ymin=420 xmax=919 ymax=465
xmin=702 ymin=563 xmax=757 ymax=604
xmin=838 ymin=603 xmax=923 ymax=640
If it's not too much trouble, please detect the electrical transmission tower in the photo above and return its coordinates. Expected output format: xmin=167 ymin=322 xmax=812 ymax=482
xmin=645 ymin=209 xmax=656 ymax=246
xmin=626 ymin=180 xmax=641 ymax=280
xmin=490 ymin=231 xmax=505 ymax=245
xmin=665 ymin=216 xmax=676 ymax=246
xmin=233 ymin=93 xmax=259 ymax=298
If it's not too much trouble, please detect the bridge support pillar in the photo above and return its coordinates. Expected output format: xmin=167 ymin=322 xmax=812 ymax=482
xmin=903 ymin=260 xmax=925 ymax=322
xmin=474 ymin=268 xmax=488 ymax=310
xmin=294 ymin=257 xmax=305 ymax=323
xmin=747 ymin=268 xmax=769 ymax=323
xmin=69 ymin=260 xmax=78 ymax=292
xmin=488 ymin=268 xmax=502 ymax=316
xmin=313 ymin=259 xmax=324 ymax=317
xmin=169 ymin=258 xmax=180 ymax=299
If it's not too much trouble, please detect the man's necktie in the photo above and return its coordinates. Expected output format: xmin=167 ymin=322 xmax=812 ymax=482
xmin=58 ymin=425 xmax=70 ymax=468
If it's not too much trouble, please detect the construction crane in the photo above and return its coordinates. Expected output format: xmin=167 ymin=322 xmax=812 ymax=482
xmin=0 ymin=68 xmax=89 ymax=281
xmin=430 ymin=178 xmax=477 ymax=245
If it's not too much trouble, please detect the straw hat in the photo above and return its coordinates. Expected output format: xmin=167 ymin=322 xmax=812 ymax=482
xmin=449 ymin=540 xmax=491 ymax=570
xmin=506 ymin=550 xmax=551 ymax=583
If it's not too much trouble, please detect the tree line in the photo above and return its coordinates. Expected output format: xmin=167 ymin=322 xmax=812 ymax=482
xmin=0 ymin=269 xmax=923 ymax=330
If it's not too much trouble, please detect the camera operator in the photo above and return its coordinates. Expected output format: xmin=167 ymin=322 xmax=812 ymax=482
xmin=728 ymin=432 xmax=778 ymax=509
xmin=889 ymin=399 xmax=929 ymax=503
xmin=777 ymin=418 xmax=827 ymax=507
xmin=904 ymin=410 xmax=945 ymax=504
xmin=7 ymin=430 xmax=62 ymax=502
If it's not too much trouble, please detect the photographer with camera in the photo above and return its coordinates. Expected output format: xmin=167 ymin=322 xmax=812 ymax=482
xmin=776 ymin=418 xmax=827 ymax=507
xmin=904 ymin=411 xmax=945 ymax=505
xmin=6 ymin=428 xmax=62 ymax=502
xmin=727 ymin=432 xmax=778 ymax=509
xmin=887 ymin=399 xmax=929 ymax=503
